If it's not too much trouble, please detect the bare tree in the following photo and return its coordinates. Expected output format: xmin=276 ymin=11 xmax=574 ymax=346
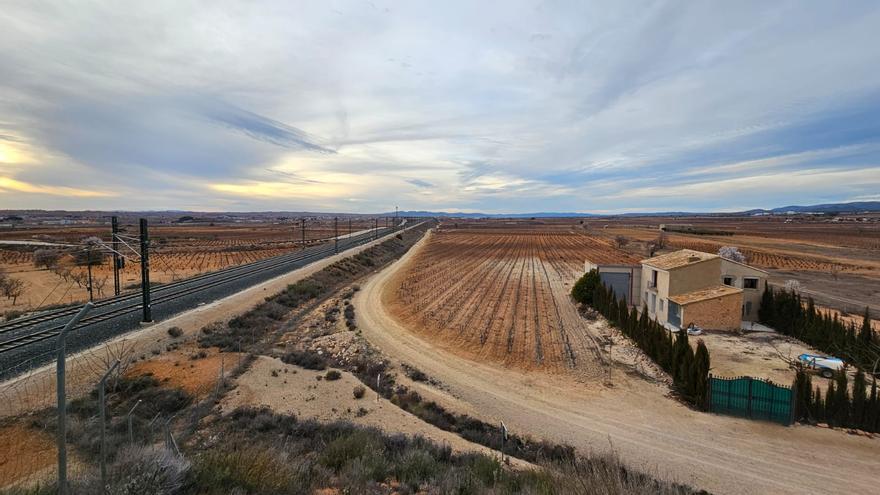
xmin=70 ymin=270 xmax=87 ymax=289
xmin=93 ymin=275 xmax=108 ymax=297
xmin=52 ymin=265 xmax=72 ymax=283
xmin=718 ymin=246 xmax=746 ymax=263
xmin=784 ymin=279 xmax=801 ymax=293
xmin=830 ymin=264 xmax=840 ymax=281
xmin=647 ymin=232 xmax=667 ymax=257
xmin=613 ymin=235 xmax=630 ymax=249
xmin=1 ymin=277 xmax=27 ymax=305
xmin=33 ymin=249 xmax=61 ymax=269
xmin=74 ymin=237 xmax=106 ymax=267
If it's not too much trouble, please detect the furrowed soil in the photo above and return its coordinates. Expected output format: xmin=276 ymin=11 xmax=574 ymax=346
xmin=357 ymin=227 xmax=880 ymax=495
xmin=386 ymin=228 xmax=639 ymax=378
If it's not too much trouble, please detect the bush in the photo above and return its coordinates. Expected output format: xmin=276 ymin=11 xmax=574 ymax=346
xmin=282 ymin=350 xmax=328 ymax=370
xmin=167 ymin=326 xmax=183 ymax=338
xmin=571 ymin=269 xmax=601 ymax=305
xmin=353 ymin=386 xmax=366 ymax=399
xmin=325 ymin=370 xmax=342 ymax=381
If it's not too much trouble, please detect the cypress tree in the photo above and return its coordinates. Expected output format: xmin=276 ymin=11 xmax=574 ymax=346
xmin=859 ymin=307 xmax=873 ymax=345
xmin=793 ymin=370 xmax=813 ymax=422
xmin=812 ymin=385 xmax=824 ymax=422
xmin=692 ymin=340 xmax=710 ymax=409
xmin=825 ymin=380 xmax=836 ymax=426
xmin=852 ymin=369 xmax=867 ymax=429
xmin=833 ymin=371 xmax=850 ymax=427
xmin=758 ymin=282 xmax=774 ymax=324
xmin=869 ymin=378 xmax=879 ymax=432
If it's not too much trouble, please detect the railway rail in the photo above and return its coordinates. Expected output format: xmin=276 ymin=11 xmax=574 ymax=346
xmin=0 ymin=221 xmax=415 ymax=377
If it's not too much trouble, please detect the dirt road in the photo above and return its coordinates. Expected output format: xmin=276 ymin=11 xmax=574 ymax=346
xmin=354 ymin=232 xmax=880 ymax=495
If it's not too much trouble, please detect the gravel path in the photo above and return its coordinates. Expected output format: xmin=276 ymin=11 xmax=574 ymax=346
xmin=354 ymin=233 xmax=880 ymax=495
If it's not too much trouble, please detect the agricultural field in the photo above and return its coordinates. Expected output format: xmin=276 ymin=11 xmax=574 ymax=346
xmin=0 ymin=218 xmax=379 ymax=315
xmin=385 ymin=224 xmax=640 ymax=376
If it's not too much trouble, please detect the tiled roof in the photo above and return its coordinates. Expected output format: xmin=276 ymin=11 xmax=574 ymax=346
xmin=669 ymin=285 xmax=742 ymax=305
xmin=641 ymin=249 xmax=718 ymax=270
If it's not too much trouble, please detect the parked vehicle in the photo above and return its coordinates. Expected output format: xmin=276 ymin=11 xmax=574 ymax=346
xmin=686 ymin=323 xmax=703 ymax=336
xmin=798 ymin=353 xmax=844 ymax=378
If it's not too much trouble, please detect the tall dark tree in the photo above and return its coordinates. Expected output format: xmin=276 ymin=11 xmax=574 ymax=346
xmin=859 ymin=307 xmax=873 ymax=345
xmin=692 ymin=340 xmax=711 ymax=409
xmin=571 ymin=269 xmax=601 ymax=305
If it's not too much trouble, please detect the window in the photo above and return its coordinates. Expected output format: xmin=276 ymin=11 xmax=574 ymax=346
xmin=650 ymin=269 xmax=658 ymax=288
xmin=743 ymin=277 xmax=759 ymax=289
xmin=659 ymin=299 xmax=665 ymax=311
xmin=722 ymin=276 xmax=734 ymax=286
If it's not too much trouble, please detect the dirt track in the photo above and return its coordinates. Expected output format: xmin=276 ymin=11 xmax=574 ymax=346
xmin=354 ymin=231 xmax=880 ymax=495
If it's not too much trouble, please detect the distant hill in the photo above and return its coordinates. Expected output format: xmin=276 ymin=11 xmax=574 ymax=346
xmin=758 ymin=201 xmax=880 ymax=214
xmin=390 ymin=201 xmax=880 ymax=218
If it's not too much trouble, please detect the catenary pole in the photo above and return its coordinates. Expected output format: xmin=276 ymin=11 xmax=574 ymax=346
xmin=139 ymin=218 xmax=152 ymax=323
xmin=111 ymin=216 xmax=120 ymax=296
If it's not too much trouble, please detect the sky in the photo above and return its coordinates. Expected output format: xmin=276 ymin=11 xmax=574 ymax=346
xmin=1 ymin=1 xmax=880 ymax=214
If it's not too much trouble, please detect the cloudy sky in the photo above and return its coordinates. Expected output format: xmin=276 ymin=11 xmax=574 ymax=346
xmin=1 ymin=1 xmax=879 ymax=214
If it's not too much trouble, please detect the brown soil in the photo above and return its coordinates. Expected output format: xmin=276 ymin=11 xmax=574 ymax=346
xmin=220 ymin=356 xmax=529 ymax=466
xmin=356 ymin=231 xmax=880 ymax=495
xmin=0 ymin=424 xmax=56 ymax=488
xmin=128 ymin=345 xmax=244 ymax=398
xmin=385 ymin=229 xmax=638 ymax=377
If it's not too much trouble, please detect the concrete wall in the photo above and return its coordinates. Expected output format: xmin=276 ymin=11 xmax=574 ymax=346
xmin=640 ymin=266 xmax=671 ymax=324
xmin=667 ymin=258 xmax=721 ymax=296
xmin=681 ymin=292 xmax=743 ymax=331
xmin=720 ymin=259 xmax=766 ymax=322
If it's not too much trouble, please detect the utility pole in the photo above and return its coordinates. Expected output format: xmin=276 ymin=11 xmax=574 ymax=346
xmin=349 ymin=218 xmax=352 ymax=238
xmin=86 ymin=262 xmax=94 ymax=302
xmin=301 ymin=218 xmax=305 ymax=247
xmin=111 ymin=216 xmax=120 ymax=296
xmin=395 ymin=206 xmax=399 ymax=230
xmin=334 ymin=217 xmax=338 ymax=254
xmin=374 ymin=218 xmax=378 ymax=240
xmin=139 ymin=218 xmax=152 ymax=323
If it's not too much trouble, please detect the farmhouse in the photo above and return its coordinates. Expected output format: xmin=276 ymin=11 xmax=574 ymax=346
xmin=587 ymin=248 xmax=767 ymax=331
xmin=639 ymin=249 xmax=767 ymax=331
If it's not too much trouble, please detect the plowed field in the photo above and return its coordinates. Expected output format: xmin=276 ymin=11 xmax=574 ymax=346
xmin=385 ymin=229 xmax=638 ymax=375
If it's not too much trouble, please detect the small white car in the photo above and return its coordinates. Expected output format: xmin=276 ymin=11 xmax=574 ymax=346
xmin=798 ymin=353 xmax=844 ymax=378
xmin=686 ymin=324 xmax=703 ymax=336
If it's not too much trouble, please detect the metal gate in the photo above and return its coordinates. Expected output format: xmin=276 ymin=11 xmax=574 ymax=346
xmin=708 ymin=375 xmax=794 ymax=425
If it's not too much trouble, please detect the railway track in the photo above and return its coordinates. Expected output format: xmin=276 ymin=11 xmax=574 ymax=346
xmin=0 ymin=223 xmax=411 ymax=374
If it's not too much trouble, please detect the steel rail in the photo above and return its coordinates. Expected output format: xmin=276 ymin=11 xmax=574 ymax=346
xmin=0 ymin=226 xmax=396 ymax=334
xmin=0 ymin=223 xmax=412 ymax=353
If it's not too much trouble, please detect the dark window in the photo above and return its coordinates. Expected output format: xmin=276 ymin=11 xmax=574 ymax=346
xmin=723 ymin=276 xmax=734 ymax=286
xmin=743 ymin=278 xmax=758 ymax=289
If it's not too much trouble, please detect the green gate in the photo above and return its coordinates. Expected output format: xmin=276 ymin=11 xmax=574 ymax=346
xmin=708 ymin=375 xmax=794 ymax=425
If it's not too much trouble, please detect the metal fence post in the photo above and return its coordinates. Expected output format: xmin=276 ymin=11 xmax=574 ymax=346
xmin=99 ymin=360 xmax=121 ymax=492
xmin=57 ymin=303 xmax=94 ymax=495
xmin=128 ymin=399 xmax=142 ymax=445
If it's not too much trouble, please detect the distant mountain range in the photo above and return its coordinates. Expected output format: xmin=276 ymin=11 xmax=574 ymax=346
xmin=387 ymin=201 xmax=880 ymax=218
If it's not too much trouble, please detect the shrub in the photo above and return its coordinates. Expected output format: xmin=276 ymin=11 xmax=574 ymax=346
xmin=282 ymin=350 xmax=327 ymax=370
xmin=571 ymin=269 xmax=601 ymax=305
xmin=353 ymin=386 xmax=366 ymax=399
xmin=167 ymin=326 xmax=183 ymax=338
xmin=404 ymin=365 xmax=428 ymax=383
xmin=325 ymin=370 xmax=342 ymax=381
